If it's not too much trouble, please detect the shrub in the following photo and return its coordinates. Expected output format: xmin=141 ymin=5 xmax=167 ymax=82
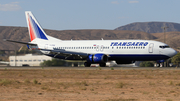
xmin=139 ymin=61 xmax=154 ymax=67
xmin=24 ymin=79 xmax=30 ymax=84
xmin=172 ymin=52 xmax=180 ymax=66
xmin=0 ymin=79 xmax=12 ymax=86
xmin=33 ymin=79 xmax=38 ymax=84
xmin=116 ymin=82 xmax=125 ymax=88
xmin=81 ymin=81 xmax=88 ymax=86
xmin=40 ymin=59 xmax=66 ymax=66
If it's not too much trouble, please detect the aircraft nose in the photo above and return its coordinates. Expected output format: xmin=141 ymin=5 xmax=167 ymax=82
xmin=169 ymin=48 xmax=177 ymax=57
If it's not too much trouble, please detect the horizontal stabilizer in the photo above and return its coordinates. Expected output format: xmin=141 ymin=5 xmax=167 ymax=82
xmin=4 ymin=39 xmax=37 ymax=45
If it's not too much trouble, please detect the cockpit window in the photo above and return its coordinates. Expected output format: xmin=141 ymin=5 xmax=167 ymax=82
xmin=159 ymin=45 xmax=170 ymax=48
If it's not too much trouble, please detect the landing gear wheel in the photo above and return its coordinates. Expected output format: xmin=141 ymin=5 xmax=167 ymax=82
xmin=99 ymin=63 xmax=106 ymax=67
xmin=157 ymin=63 xmax=160 ymax=67
xmin=84 ymin=62 xmax=91 ymax=67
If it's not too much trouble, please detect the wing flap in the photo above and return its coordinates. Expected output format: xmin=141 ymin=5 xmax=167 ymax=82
xmin=52 ymin=50 xmax=88 ymax=56
xmin=41 ymin=49 xmax=88 ymax=60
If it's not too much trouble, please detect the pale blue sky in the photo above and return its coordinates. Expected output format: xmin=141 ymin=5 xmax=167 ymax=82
xmin=0 ymin=0 xmax=180 ymax=30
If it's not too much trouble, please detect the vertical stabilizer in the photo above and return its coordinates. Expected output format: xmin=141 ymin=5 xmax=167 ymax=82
xmin=25 ymin=11 xmax=48 ymax=41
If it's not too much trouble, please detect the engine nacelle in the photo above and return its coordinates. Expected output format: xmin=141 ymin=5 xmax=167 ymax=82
xmin=87 ymin=54 xmax=108 ymax=63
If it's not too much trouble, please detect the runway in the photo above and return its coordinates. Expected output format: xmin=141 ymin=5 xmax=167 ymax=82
xmin=0 ymin=66 xmax=179 ymax=70
xmin=0 ymin=66 xmax=179 ymax=101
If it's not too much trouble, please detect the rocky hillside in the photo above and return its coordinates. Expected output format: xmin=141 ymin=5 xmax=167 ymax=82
xmin=0 ymin=26 xmax=156 ymax=50
xmin=115 ymin=22 xmax=180 ymax=33
xmin=151 ymin=32 xmax=180 ymax=49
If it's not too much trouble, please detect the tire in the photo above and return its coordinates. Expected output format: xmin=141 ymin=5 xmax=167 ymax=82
xmin=84 ymin=62 xmax=91 ymax=67
xmin=99 ymin=63 xmax=106 ymax=67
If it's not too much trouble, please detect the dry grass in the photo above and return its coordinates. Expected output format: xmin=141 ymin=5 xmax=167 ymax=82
xmin=0 ymin=69 xmax=180 ymax=101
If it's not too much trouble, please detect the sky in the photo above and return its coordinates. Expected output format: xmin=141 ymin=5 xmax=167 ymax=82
xmin=0 ymin=0 xmax=180 ymax=30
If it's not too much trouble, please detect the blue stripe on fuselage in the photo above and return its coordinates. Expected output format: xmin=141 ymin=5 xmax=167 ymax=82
xmin=45 ymin=54 xmax=170 ymax=61
xmin=108 ymin=54 xmax=170 ymax=61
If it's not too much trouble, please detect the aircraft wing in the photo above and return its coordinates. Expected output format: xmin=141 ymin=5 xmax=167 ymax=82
xmin=41 ymin=49 xmax=88 ymax=60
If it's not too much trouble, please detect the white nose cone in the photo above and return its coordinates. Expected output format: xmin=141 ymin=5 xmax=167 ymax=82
xmin=168 ymin=49 xmax=177 ymax=58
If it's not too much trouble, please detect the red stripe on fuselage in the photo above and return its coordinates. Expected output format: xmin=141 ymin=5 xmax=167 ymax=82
xmin=28 ymin=15 xmax=36 ymax=41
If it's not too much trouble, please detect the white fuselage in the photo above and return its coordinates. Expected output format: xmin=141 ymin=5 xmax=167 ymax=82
xmin=31 ymin=38 xmax=177 ymax=61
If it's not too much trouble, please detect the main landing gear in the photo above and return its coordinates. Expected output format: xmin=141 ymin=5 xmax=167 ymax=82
xmin=84 ymin=62 xmax=106 ymax=67
xmin=99 ymin=63 xmax=106 ymax=67
xmin=84 ymin=62 xmax=91 ymax=67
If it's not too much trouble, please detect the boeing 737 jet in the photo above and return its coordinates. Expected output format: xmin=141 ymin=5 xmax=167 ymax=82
xmin=5 ymin=11 xmax=177 ymax=67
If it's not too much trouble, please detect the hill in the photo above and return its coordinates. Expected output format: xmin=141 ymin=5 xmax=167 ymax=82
xmin=0 ymin=26 xmax=179 ymax=51
xmin=115 ymin=22 xmax=180 ymax=33
xmin=151 ymin=32 xmax=180 ymax=49
xmin=0 ymin=26 xmax=156 ymax=50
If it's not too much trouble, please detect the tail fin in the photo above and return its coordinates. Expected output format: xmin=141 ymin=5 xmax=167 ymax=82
xmin=25 ymin=11 xmax=48 ymax=41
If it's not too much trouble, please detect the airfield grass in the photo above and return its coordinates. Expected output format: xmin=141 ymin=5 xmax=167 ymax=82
xmin=0 ymin=68 xmax=180 ymax=101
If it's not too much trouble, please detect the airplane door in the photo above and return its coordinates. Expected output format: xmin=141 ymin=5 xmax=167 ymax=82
xmin=96 ymin=45 xmax=99 ymax=52
xmin=149 ymin=43 xmax=154 ymax=53
xmin=100 ymin=45 xmax=104 ymax=52
xmin=96 ymin=45 xmax=104 ymax=52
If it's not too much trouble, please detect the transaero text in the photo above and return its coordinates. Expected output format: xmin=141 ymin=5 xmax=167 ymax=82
xmin=110 ymin=42 xmax=148 ymax=46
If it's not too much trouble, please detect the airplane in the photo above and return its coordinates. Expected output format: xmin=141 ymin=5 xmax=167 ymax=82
xmin=5 ymin=11 xmax=177 ymax=67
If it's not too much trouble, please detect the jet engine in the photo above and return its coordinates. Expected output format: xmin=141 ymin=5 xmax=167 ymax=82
xmin=87 ymin=54 xmax=108 ymax=63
